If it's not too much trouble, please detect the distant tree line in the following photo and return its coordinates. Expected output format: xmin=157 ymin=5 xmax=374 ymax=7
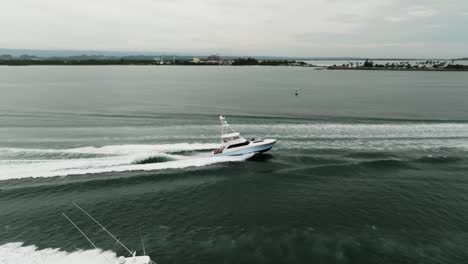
xmin=232 ymin=57 xmax=259 ymax=65
xmin=327 ymin=58 xmax=468 ymax=71
xmin=1 ymin=57 xmax=308 ymax=66
xmin=232 ymin=57 xmax=305 ymax=66
xmin=445 ymin=64 xmax=468 ymax=70
xmin=0 ymin=59 xmax=163 ymax=66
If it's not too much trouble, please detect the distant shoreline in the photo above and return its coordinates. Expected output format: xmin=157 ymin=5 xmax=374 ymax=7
xmin=1 ymin=60 xmax=467 ymax=72
xmin=0 ymin=59 xmax=311 ymax=67
xmin=327 ymin=66 xmax=468 ymax=72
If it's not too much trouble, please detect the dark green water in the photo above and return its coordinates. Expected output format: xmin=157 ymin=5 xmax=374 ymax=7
xmin=1 ymin=66 xmax=468 ymax=263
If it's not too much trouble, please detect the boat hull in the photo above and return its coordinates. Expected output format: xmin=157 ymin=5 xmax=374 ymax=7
xmin=214 ymin=139 xmax=277 ymax=156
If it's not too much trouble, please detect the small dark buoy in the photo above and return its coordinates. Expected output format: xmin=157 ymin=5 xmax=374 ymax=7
xmin=295 ymin=90 xmax=299 ymax=96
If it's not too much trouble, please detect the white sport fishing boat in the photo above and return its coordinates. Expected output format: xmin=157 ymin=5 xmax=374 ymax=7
xmin=63 ymin=203 xmax=156 ymax=264
xmin=212 ymin=116 xmax=277 ymax=156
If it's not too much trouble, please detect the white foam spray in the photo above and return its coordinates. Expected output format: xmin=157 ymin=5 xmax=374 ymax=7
xmin=0 ymin=143 xmax=253 ymax=181
xmin=0 ymin=242 xmax=117 ymax=264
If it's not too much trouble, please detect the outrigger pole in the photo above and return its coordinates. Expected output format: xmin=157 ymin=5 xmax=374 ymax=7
xmin=219 ymin=115 xmax=237 ymax=135
xmin=62 ymin=213 xmax=113 ymax=264
xmin=69 ymin=203 xmax=158 ymax=264
xmin=73 ymin=203 xmax=134 ymax=256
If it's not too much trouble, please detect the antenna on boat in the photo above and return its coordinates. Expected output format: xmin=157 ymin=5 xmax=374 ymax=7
xmin=141 ymin=236 xmax=146 ymax=255
xmin=219 ymin=115 xmax=237 ymax=135
xmin=62 ymin=213 xmax=113 ymax=264
xmin=73 ymin=203 xmax=134 ymax=256
xmin=140 ymin=233 xmax=158 ymax=264
xmin=220 ymin=115 xmax=224 ymax=136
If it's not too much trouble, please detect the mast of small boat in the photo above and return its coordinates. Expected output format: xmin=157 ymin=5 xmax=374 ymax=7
xmin=220 ymin=115 xmax=224 ymax=144
xmin=220 ymin=116 xmax=237 ymax=134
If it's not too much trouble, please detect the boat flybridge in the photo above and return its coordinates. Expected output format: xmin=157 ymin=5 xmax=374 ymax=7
xmin=63 ymin=203 xmax=155 ymax=264
xmin=212 ymin=116 xmax=277 ymax=156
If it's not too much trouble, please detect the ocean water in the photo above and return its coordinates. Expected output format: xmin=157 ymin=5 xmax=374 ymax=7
xmin=1 ymin=66 xmax=468 ymax=264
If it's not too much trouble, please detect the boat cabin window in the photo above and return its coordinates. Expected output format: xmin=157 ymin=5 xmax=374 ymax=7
xmin=223 ymin=136 xmax=240 ymax=143
xmin=227 ymin=141 xmax=250 ymax=149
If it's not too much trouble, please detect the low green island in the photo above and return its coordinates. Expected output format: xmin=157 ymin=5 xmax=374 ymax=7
xmin=0 ymin=54 xmax=310 ymax=67
xmin=327 ymin=59 xmax=468 ymax=71
xmin=1 ymin=54 xmax=467 ymax=71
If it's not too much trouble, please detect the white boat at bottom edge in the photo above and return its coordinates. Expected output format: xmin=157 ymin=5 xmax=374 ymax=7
xmin=212 ymin=116 xmax=277 ymax=156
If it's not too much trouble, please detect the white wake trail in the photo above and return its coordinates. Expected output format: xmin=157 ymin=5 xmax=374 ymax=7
xmin=0 ymin=143 xmax=252 ymax=181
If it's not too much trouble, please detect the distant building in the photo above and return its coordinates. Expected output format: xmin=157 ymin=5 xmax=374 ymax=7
xmin=205 ymin=54 xmax=222 ymax=64
xmin=192 ymin=57 xmax=201 ymax=63
xmin=207 ymin=54 xmax=220 ymax=61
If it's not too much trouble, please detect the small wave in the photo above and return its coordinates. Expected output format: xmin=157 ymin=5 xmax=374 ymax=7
xmin=0 ymin=143 xmax=252 ymax=180
xmin=358 ymin=159 xmax=412 ymax=169
xmin=0 ymin=148 xmax=107 ymax=160
xmin=0 ymin=242 xmax=117 ymax=264
xmin=310 ymin=158 xmax=413 ymax=175
xmin=415 ymin=155 xmax=464 ymax=164
xmin=345 ymin=151 xmax=396 ymax=159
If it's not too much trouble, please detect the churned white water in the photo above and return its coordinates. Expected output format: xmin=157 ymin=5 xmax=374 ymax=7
xmin=0 ymin=243 xmax=117 ymax=264
xmin=0 ymin=143 xmax=253 ymax=180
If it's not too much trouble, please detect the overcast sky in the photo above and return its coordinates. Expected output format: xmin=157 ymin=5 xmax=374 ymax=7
xmin=2 ymin=0 xmax=467 ymax=58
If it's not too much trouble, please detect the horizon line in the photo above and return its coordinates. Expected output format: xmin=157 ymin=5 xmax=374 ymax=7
xmin=0 ymin=48 xmax=466 ymax=60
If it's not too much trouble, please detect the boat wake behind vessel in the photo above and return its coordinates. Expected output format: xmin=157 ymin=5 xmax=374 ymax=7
xmin=212 ymin=116 xmax=277 ymax=156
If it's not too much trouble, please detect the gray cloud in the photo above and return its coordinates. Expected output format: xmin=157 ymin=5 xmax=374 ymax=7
xmin=0 ymin=0 xmax=467 ymax=57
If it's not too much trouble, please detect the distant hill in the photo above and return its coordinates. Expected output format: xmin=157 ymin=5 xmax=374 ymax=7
xmin=0 ymin=54 xmax=13 ymax=60
xmin=0 ymin=48 xmax=463 ymax=61
xmin=0 ymin=48 xmax=167 ymax=58
xmin=0 ymin=49 xmax=310 ymax=61
xmin=0 ymin=53 xmax=196 ymax=62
